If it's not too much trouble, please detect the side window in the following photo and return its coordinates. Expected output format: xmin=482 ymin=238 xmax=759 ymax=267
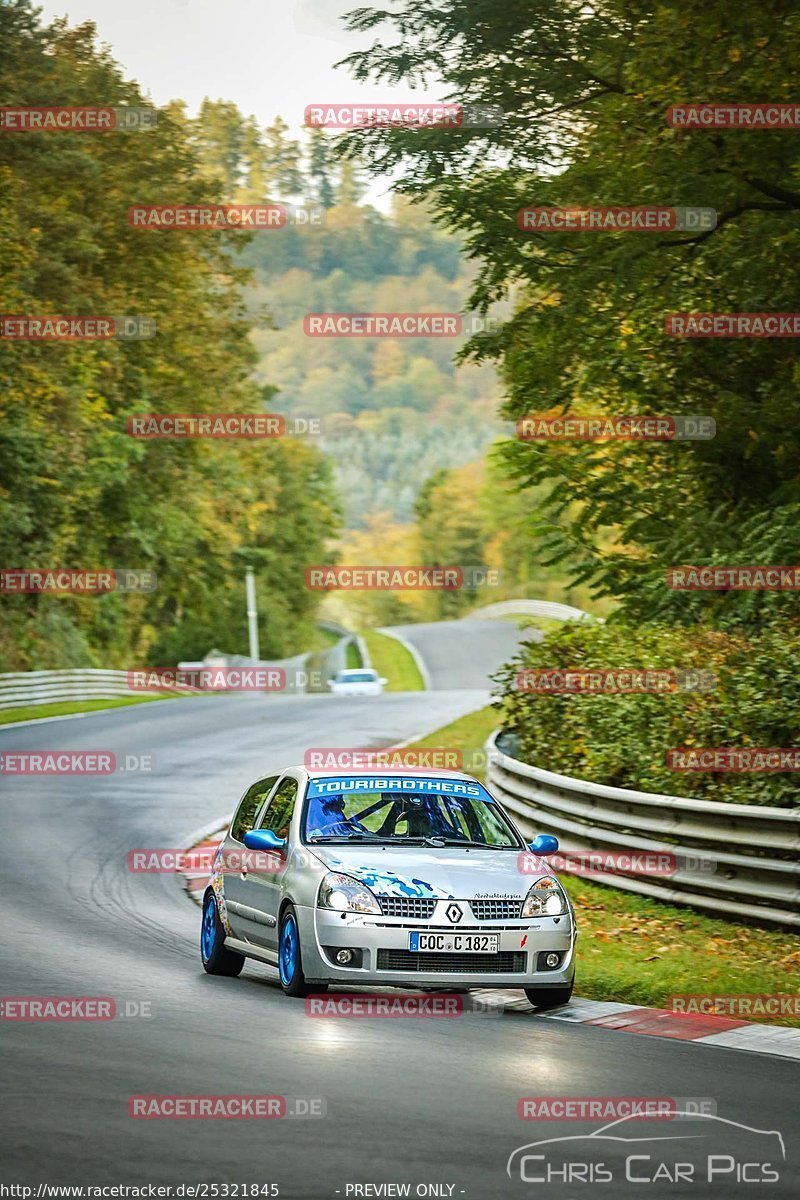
xmin=258 ymin=777 xmax=298 ymax=839
xmin=230 ymin=776 xmax=279 ymax=843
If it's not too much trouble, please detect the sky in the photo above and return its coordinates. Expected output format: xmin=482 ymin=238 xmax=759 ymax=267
xmin=38 ymin=0 xmax=436 ymax=205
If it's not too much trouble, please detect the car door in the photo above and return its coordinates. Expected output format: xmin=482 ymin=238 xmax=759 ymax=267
xmin=240 ymin=774 xmax=300 ymax=949
xmin=222 ymin=775 xmax=280 ymax=942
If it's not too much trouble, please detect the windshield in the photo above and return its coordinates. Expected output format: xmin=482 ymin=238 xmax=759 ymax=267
xmin=302 ymin=775 xmax=521 ymax=847
xmin=335 ymin=671 xmax=378 ymax=683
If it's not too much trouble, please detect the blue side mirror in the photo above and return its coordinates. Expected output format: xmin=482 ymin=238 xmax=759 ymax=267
xmin=528 ymin=834 xmax=559 ymax=856
xmin=244 ymin=828 xmax=286 ymax=851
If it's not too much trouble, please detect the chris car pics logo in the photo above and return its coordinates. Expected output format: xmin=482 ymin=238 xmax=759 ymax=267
xmin=507 ymin=1112 xmax=785 ymax=1186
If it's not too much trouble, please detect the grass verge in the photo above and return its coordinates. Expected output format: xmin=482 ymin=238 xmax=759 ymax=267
xmin=363 ymin=630 xmax=424 ymax=691
xmin=345 ymin=640 xmax=363 ymax=669
xmin=308 ymin=626 xmax=343 ymax=652
xmin=400 ymin=705 xmax=800 ymax=1025
xmin=0 ymin=694 xmax=179 ymax=726
xmin=406 ymin=706 xmax=497 ymax=769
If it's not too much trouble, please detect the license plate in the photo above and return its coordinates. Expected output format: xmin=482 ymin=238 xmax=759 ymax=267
xmin=408 ymin=932 xmax=500 ymax=953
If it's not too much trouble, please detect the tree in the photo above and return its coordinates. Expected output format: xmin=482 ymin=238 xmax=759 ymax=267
xmin=262 ymin=116 xmax=306 ymax=198
xmin=340 ymin=0 xmax=800 ymax=627
xmin=194 ymin=98 xmax=246 ymax=193
xmin=240 ymin=115 xmax=270 ymax=200
xmin=307 ymin=127 xmax=337 ymax=208
xmin=336 ymin=157 xmax=364 ymax=206
xmin=0 ymin=1 xmax=340 ymax=669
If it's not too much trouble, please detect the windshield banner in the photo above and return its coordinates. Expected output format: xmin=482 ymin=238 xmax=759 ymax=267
xmin=306 ymin=776 xmax=485 ymax=799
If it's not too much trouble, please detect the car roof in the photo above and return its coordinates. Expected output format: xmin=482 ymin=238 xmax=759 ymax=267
xmin=337 ymin=668 xmax=377 ymax=675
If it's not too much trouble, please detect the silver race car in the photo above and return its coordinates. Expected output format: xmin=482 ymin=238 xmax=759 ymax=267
xmin=200 ymin=766 xmax=576 ymax=1007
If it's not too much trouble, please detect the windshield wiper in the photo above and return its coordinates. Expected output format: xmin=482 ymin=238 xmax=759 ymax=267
xmin=312 ymin=835 xmax=449 ymax=847
xmin=347 ymin=836 xmax=441 ymax=846
xmin=309 ymin=833 xmax=385 ymax=843
xmin=349 ymin=836 xmax=500 ymax=848
xmin=436 ymin=838 xmax=512 ymax=848
xmin=308 ymin=835 xmax=511 ymax=848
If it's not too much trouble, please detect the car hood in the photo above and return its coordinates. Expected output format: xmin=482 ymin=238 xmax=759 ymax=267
xmin=309 ymin=844 xmax=556 ymax=899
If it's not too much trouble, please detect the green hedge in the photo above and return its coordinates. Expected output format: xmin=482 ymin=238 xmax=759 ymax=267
xmin=493 ymin=619 xmax=800 ymax=807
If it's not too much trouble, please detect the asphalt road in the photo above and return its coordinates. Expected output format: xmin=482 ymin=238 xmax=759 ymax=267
xmin=1 ymin=686 xmax=797 ymax=1197
xmin=385 ymin=618 xmax=537 ymax=690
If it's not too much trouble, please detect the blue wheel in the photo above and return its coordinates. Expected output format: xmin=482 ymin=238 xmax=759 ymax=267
xmin=201 ymin=894 xmax=217 ymax=959
xmin=200 ymin=891 xmax=244 ymax=977
xmin=277 ymin=904 xmax=323 ymax=997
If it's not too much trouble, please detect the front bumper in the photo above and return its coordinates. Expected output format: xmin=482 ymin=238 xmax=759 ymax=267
xmin=298 ymin=904 xmax=576 ymax=988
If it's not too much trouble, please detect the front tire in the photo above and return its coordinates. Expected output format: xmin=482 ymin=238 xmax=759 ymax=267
xmin=524 ymin=981 xmax=573 ymax=1009
xmin=201 ymin=891 xmax=245 ymax=977
xmin=278 ymin=904 xmax=324 ymax=998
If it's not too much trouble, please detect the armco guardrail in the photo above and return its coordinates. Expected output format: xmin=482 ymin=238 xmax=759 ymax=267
xmin=485 ymin=730 xmax=800 ymax=927
xmin=0 ymin=668 xmax=181 ymax=710
xmin=0 ymin=659 xmax=322 ymax=708
xmin=472 ymin=599 xmax=600 ymax=622
xmin=304 ymin=632 xmax=362 ymax=693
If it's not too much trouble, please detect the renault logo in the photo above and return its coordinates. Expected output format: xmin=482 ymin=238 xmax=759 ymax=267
xmin=445 ymin=902 xmax=463 ymax=924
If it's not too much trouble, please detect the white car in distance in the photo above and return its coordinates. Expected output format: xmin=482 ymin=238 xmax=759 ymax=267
xmin=328 ymin=668 xmax=388 ymax=696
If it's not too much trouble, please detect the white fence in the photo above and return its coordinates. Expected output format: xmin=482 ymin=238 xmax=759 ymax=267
xmin=0 ymin=669 xmax=142 ymax=710
xmin=472 ymin=599 xmax=600 ymax=622
xmin=0 ymin=640 xmax=372 ymax=709
xmin=486 ymin=731 xmax=800 ymax=926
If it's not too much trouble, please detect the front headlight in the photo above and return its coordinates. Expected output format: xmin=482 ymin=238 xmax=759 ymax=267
xmin=522 ymin=877 xmax=567 ymax=918
xmin=318 ymin=872 xmax=381 ymax=915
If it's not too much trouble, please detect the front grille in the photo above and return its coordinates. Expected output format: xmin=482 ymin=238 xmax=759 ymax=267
xmin=469 ymin=899 xmax=522 ymax=921
xmin=372 ymin=923 xmax=529 ymax=931
xmin=377 ymin=950 xmax=526 ymax=974
xmin=377 ymin=896 xmax=437 ymax=920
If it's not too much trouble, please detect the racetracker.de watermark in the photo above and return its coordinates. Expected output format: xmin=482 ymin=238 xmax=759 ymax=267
xmin=303 ymin=313 xmax=498 ymax=337
xmin=129 ymin=1095 xmax=325 ymax=1119
xmin=666 ymin=313 xmax=800 ymax=337
xmin=304 ymin=747 xmax=504 ymax=775
xmin=125 ymin=414 xmax=321 ymax=438
xmin=127 ymin=204 xmax=324 ymax=230
xmin=516 ymin=414 xmax=715 ymax=441
xmin=129 ymin=847 xmax=283 ymax=875
xmin=518 ymin=206 xmax=716 ymax=232
xmin=667 ymin=103 xmax=800 ymax=129
xmin=305 ymin=994 xmax=463 ymax=1018
xmin=521 ymin=849 xmax=672 ymax=878
xmin=667 ymin=565 xmax=800 ymax=590
xmin=518 ymin=849 xmax=715 ymax=878
xmin=304 ymin=102 xmax=502 ymax=128
xmin=126 ymin=667 xmax=286 ymax=692
xmin=0 ymin=568 xmax=156 ymax=593
xmin=305 ymin=565 xmax=499 ymax=590
xmin=518 ymin=1097 xmax=717 ymax=1121
xmin=0 ymin=752 xmax=152 ymax=775
xmin=667 ymin=748 xmax=800 ymax=772
xmin=0 ymin=315 xmax=155 ymax=340
xmin=670 ymin=994 xmax=800 ymax=1018
xmin=515 ymin=669 xmax=717 ymax=693
xmin=129 ymin=1096 xmax=283 ymax=1119
xmin=0 ymin=106 xmax=156 ymax=131
xmin=0 ymin=997 xmax=151 ymax=1020
xmin=304 ymin=747 xmax=464 ymax=770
